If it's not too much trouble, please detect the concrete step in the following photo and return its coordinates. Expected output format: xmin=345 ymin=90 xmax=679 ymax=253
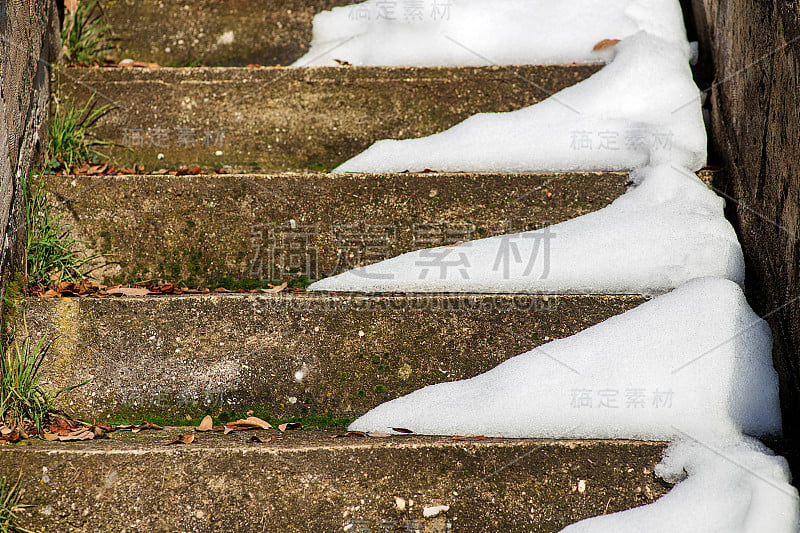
xmin=15 ymin=293 xmax=645 ymax=421
xmin=53 ymin=64 xmax=601 ymax=172
xmin=0 ymin=428 xmax=668 ymax=532
xmin=104 ymin=0 xmax=357 ymax=67
xmin=44 ymin=171 xmax=628 ymax=285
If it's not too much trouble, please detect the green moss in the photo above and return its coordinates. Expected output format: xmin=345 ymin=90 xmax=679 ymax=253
xmin=3 ymin=273 xmax=25 ymax=312
xmin=307 ymin=162 xmax=337 ymax=173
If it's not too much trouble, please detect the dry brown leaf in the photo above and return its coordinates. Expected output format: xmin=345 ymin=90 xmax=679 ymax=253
xmin=197 ymin=415 xmax=214 ymax=432
xmin=65 ymin=0 xmax=78 ymax=13
xmin=248 ymin=436 xmax=273 ymax=443
xmin=119 ymin=60 xmax=162 ymax=68
xmin=131 ymin=421 xmax=164 ymax=433
xmin=367 ymin=431 xmax=392 ymax=438
xmin=59 ymin=429 xmax=94 ymax=441
xmin=277 ymin=422 xmax=302 ymax=432
xmin=225 ymin=417 xmax=272 ymax=431
xmin=168 ymin=434 xmax=195 ymax=445
xmin=333 ymin=430 xmax=367 ymax=438
xmin=392 ymin=427 xmax=414 ymax=434
xmin=107 ymin=287 xmax=151 ymax=297
xmin=264 ymin=282 xmax=288 ymax=293
xmin=43 ymin=432 xmax=60 ymax=441
xmin=593 ymin=39 xmax=621 ymax=51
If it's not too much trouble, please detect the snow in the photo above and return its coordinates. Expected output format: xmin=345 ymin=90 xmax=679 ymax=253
xmin=348 ymin=278 xmax=781 ymax=440
xmin=310 ymin=165 xmax=744 ymax=294
xmin=301 ymin=1 xmax=796 ymax=531
xmin=563 ymin=437 xmax=799 ymax=532
xmin=295 ymin=0 xmax=688 ymax=67
xmin=334 ymin=33 xmax=706 ymax=174
xmin=310 ymin=32 xmax=724 ymax=295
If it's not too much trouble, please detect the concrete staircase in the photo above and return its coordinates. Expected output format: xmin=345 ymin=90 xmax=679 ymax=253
xmin=3 ymin=3 xmax=676 ymax=531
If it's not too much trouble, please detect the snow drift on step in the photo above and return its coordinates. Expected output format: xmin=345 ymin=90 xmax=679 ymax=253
xmin=561 ymin=437 xmax=799 ymax=533
xmin=295 ymin=0 xmax=688 ymax=67
xmin=333 ymin=32 xmax=706 ymax=174
xmin=309 ymin=165 xmax=744 ymax=294
xmin=348 ymin=278 xmax=781 ymax=440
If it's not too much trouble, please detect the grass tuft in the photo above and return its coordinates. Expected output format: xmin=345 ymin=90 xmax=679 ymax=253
xmin=0 ymin=333 xmax=55 ymax=434
xmin=0 ymin=325 xmax=88 ymax=436
xmin=24 ymin=174 xmax=101 ymax=287
xmin=0 ymin=476 xmax=31 ymax=533
xmin=47 ymin=96 xmax=111 ymax=172
xmin=61 ymin=0 xmax=113 ymax=65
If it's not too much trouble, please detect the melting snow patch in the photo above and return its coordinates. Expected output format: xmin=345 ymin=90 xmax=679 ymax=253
xmin=295 ymin=0 xmax=688 ymax=67
xmin=347 ymin=278 xmax=781 ymax=440
xmin=311 ymin=165 xmax=743 ymax=294
xmin=333 ymin=32 xmax=706 ymax=174
xmin=563 ymin=437 xmax=799 ymax=532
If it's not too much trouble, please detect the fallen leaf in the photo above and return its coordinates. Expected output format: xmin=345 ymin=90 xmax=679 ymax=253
xmin=168 ymin=434 xmax=195 ymax=445
xmin=119 ymin=59 xmax=162 ymax=68
xmin=264 ymin=282 xmax=288 ymax=293
xmin=225 ymin=417 xmax=272 ymax=431
xmin=367 ymin=431 xmax=392 ymax=438
xmin=333 ymin=58 xmax=352 ymax=66
xmin=593 ymin=38 xmax=621 ymax=51
xmin=64 ymin=0 xmax=78 ymax=13
xmin=332 ymin=430 xmax=367 ymax=438
xmin=278 ymin=422 xmax=302 ymax=432
xmin=107 ymin=287 xmax=151 ymax=297
xmin=248 ymin=436 xmax=273 ymax=443
xmin=392 ymin=428 xmax=414 ymax=434
xmin=59 ymin=429 xmax=94 ymax=441
xmin=131 ymin=421 xmax=164 ymax=433
xmin=43 ymin=432 xmax=60 ymax=441
xmin=197 ymin=415 xmax=214 ymax=432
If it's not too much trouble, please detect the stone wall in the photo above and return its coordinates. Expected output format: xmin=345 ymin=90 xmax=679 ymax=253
xmin=690 ymin=0 xmax=800 ymax=448
xmin=0 ymin=0 xmax=61 ymax=303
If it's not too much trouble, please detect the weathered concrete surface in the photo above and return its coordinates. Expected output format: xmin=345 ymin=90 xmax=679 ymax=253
xmin=15 ymin=293 xmax=646 ymax=420
xmin=104 ymin=0 xmax=356 ymax=67
xmin=44 ymin=171 xmax=628 ymax=284
xmin=690 ymin=0 xmax=800 ymax=454
xmin=0 ymin=0 xmax=60 ymax=309
xmin=0 ymin=429 xmax=668 ymax=532
xmin=52 ymin=64 xmax=601 ymax=171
